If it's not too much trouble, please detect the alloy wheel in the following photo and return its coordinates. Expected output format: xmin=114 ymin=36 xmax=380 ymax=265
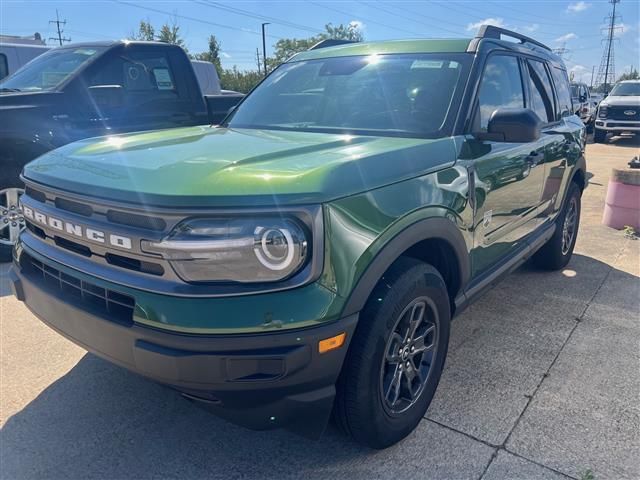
xmin=561 ymin=196 xmax=578 ymax=255
xmin=0 ymin=188 xmax=25 ymax=246
xmin=379 ymin=296 xmax=439 ymax=415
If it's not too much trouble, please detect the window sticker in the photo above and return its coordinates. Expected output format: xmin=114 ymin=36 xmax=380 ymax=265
xmin=153 ymin=68 xmax=174 ymax=90
xmin=411 ymin=60 xmax=443 ymax=69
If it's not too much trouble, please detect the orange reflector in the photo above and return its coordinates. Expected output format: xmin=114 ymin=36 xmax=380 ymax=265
xmin=318 ymin=332 xmax=346 ymax=354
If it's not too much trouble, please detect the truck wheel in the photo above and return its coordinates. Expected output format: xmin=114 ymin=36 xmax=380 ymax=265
xmin=334 ymin=258 xmax=450 ymax=449
xmin=0 ymin=157 xmax=25 ymax=263
xmin=533 ymin=182 xmax=581 ymax=271
xmin=593 ymin=129 xmax=607 ymax=144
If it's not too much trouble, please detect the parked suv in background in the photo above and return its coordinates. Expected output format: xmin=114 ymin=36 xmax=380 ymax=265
xmin=594 ymin=80 xmax=640 ymax=143
xmin=571 ymin=81 xmax=594 ymax=130
xmin=10 ymin=26 xmax=586 ymax=449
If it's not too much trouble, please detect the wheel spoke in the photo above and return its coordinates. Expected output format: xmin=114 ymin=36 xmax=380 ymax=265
xmin=6 ymin=188 xmax=20 ymax=208
xmin=411 ymin=324 xmax=435 ymax=354
xmin=406 ymin=301 xmax=426 ymax=341
xmin=405 ymin=365 xmax=423 ymax=400
xmin=385 ymin=364 xmax=403 ymax=406
xmin=386 ymin=333 xmax=404 ymax=364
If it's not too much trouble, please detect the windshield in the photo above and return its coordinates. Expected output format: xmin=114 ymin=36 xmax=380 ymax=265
xmin=609 ymin=82 xmax=640 ymax=96
xmin=570 ymin=84 xmax=579 ymax=97
xmin=228 ymin=53 xmax=470 ymax=138
xmin=0 ymin=46 xmax=106 ymax=92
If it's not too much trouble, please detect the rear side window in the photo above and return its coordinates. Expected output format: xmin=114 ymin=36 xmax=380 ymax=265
xmin=551 ymin=67 xmax=573 ymax=119
xmin=475 ymin=55 xmax=524 ymax=131
xmin=526 ymin=60 xmax=555 ymax=123
xmin=0 ymin=54 xmax=8 ymax=80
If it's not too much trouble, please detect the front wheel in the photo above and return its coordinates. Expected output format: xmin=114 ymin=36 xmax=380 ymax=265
xmin=0 ymin=187 xmax=25 ymax=262
xmin=533 ymin=182 xmax=581 ymax=271
xmin=334 ymin=258 xmax=450 ymax=449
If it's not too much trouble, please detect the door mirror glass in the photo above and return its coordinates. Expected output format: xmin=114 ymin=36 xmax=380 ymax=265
xmin=483 ymin=107 xmax=541 ymax=143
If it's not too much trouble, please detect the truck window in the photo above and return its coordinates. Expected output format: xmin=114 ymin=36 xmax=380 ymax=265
xmin=86 ymin=51 xmax=178 ymax=108
xmin=475 ymin=55 xmax=524 ymax=131
xmin=0 ymin=54 xmax=8 ymax=80
xmin=550 ymin=67 xmax=573 ymax=119
xmin=526 ymin=60 xmax=555 ymax=123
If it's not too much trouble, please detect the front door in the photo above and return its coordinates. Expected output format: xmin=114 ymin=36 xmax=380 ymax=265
xmin=466 ymin=54 xmax=545 ymax=277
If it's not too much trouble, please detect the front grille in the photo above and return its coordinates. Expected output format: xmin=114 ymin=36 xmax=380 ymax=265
xmin=106 ymin=209 xmax=166 ymax=231
xmin=23 ymin=254 xmax=135 ymax=325
xmin=607 ymin=106 xmax=640 ymax=121
xmin=55 ymin=197 xmax=93 ymax=217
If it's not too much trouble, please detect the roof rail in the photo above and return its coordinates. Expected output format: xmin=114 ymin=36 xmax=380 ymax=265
xmin=309 ymin=39 xmax=356 ymax=50
xmin=473 ymin=25 xmax=551 ymax=52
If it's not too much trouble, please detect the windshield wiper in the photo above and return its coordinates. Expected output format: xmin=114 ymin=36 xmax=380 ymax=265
xmin=0 ymin=87 xmax=21 ymax=93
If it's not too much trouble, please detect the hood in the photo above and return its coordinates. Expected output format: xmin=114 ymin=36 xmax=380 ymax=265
xmin=600 ymin=95 xmax=640 ymax=107
xmin=23 ymin=126 xmax=458 ymax=207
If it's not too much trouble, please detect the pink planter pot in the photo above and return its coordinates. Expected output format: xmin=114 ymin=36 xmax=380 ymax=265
xmin=602 ymin=169 xmax=640 ymax=230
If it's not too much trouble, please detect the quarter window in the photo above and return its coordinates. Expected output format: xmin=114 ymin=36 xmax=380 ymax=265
xmin=551 ymin=67 xmax=573 ymax=119
xmin=475 ymin=55 xmax=524 ymax=131
xmin=0 ymin=54 xmax=8 ymax=80
xmin=526 ymin=60 xmax=555 ymax=123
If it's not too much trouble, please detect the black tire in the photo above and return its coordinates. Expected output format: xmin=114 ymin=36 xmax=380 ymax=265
xmin=593 ymin=129 xmax=607 ymax=144
xmin=533 ymin=182 xmax=581 ymax=271
xmin=334 ymin=257 xmax=451 ymax=449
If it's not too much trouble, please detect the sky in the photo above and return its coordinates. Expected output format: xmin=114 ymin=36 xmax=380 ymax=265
xmin=1 ymin=0 xmax=639 ymax=83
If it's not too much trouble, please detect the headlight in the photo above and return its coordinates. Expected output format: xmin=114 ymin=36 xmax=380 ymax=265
xmin=598 ymin=105 xmax=608 ymax=118
xmin=142 ymin=217 xmax=310 ymax=283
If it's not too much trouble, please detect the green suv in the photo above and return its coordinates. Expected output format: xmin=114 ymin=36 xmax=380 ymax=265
xmin=10 ymin=26 xmax=586 ymax=448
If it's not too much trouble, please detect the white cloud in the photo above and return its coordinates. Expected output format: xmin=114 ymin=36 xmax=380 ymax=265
xmin=555 ymin=32 xmax=578 ymax=42
xmin=221 ymin=52 xmax=231 ymax=59
xmin=350 ymin=20 xmax=365 ymax=31
xmin=567 ymin=2 xmax=590 ymax=13
xmin=466 ymin=18 xmax=505 ymax=32
xmin=523 ymin=24 xmax=540 ymax=33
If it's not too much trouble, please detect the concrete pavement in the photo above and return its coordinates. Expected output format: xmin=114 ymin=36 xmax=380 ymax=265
xmin=1 ymin=136 xmax=638 ymax=480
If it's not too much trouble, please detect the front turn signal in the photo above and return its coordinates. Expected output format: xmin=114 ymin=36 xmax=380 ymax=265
xmin=319 ymin=332 xmax=346 ymax=354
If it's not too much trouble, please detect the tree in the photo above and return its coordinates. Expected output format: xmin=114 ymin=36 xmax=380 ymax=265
xmin=219 ymin=67 xmax=263 ymax=93
xmin=617 ymin=68 xmax=639 ymax=82
xmin=157 ymin=18 xmax=187 ymax=52
xmin=267 ymin=22 xmax=364 ymax=70
xmin=193 ymin=35 xmax=223 ymax=77
xmin=130 ymin=20 xmax=155 ymax=41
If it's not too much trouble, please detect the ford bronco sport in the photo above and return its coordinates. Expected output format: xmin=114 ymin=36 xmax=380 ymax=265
xmin=10 ymin=26 xmax=586 ymax=449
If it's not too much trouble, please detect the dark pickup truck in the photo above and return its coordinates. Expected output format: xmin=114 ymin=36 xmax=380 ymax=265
xmin=0 ymin=40 xmax=243 ymax=260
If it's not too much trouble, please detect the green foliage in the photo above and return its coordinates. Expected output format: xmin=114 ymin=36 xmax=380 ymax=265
xmin=617 ymin=68 xmax=639 ymax=82
xmin=267 ymin=22 xmax=364 ymax=71
xmin=579 ymin=468 xmax=595 ymax=480
xmin=130 ymin=20 xmax=155 ymax=41
xmin=219 ymin=67 xmax=263 ymax=93
xmin=192 ymin=35 xmax=223 ymax=77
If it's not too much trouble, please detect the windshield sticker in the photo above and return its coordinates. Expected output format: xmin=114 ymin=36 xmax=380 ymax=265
xmin=411 ymin=60 xmax=443 ymax=69
xmin=153 ymin=68 xmax=174 ymax=90
xmin=73 ymin=49 xmax=97 ymax=56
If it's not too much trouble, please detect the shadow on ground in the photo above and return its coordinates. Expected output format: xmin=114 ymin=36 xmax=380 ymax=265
xmin=1 ymin=254 xmax=637 ymax=479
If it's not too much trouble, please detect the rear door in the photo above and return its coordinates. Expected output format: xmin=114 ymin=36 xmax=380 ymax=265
xmin=468 ymin=53 xmax=546 ymax=276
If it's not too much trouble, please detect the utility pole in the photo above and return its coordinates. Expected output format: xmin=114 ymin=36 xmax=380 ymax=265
xmin=255 ymin=48 xmax=262 ymax=72
xmin=261 ymin=22 xmax=270 ymax=77
xmin=590 ymin=65 xmax=595 ymax=88
xmin=595 ymin=0 xmax=622 ymax=95
xmin=48 ymin=10 xmax=71 ymax=46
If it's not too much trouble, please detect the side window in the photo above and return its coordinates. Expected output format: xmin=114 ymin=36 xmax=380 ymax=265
xmin=526 ymin=60 xmax=555 ymax=123
xmin=86 ymin=51 xmax=178 ymax=108
xmin=551 ymin=67 xmax=573 ymax=119
xmin=475 ymin=55 xmax=524 ymax=131
xmin=0 ymin=54 xmax=8 ymax=80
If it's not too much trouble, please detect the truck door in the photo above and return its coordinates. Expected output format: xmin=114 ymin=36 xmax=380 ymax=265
xmin=467 ymin=54 xmax=546 ymax=276
xmin=70 ymin=45 xmax=200 ymax=137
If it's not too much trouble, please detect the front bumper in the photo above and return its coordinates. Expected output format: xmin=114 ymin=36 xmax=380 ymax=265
xmin=10 ymin=246 xmax=358 ymax=437
xmin=595 ymin=119 xmax=640 ymax=132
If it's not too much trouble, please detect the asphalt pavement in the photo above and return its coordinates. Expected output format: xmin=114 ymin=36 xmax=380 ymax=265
xmin=1 ymin=136 xmax=638 ymax=480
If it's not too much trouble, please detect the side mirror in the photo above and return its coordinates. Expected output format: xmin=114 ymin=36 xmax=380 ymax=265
xmin=88 ymin=85 xmax=124 ymax=109
xmin=579 ymin=94 xmax=587 ymax=102
xmin=485 ymin=108 xmax=542 ymax=143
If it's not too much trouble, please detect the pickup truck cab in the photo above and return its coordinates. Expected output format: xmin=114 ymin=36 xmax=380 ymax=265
xmin=594 ymin=80 xmax=640 ymax=143
xmin=570 ymin=81 xmax=594 ymax=130
xmin=0 ymin=41 xmax=243 ymax=259
xmin=11 ymin=27 xmax=586 ymax=448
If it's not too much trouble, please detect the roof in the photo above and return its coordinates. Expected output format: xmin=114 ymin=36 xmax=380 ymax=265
xmin=44 ymin=40 xmax=184 ymax=50
xmin=619 ymin=79 xmax=640 ymax=83
xmin=291 ymin=39 xmax=472 ymax=61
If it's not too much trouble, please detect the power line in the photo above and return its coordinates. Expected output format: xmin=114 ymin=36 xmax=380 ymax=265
xmin=48 ymin=10 xmax=71 ymax=46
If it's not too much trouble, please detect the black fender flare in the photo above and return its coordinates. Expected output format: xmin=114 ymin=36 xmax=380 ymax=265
xmin=341 ymin=217 xmax=471 ymax=317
